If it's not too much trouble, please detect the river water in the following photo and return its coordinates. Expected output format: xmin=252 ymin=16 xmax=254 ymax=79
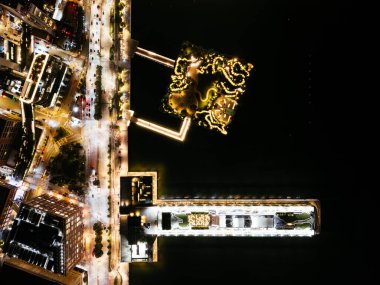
xmin=128 ymin=0 xmax=371 ymax=284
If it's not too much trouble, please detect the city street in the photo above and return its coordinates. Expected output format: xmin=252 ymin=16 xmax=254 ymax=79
xmin=1 ymin=0 xmax=131 ymax=283
xmin=82 ymin=0 xmax=119 ymax=284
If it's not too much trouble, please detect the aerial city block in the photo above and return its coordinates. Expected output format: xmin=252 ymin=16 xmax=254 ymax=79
xmin=0 ymin=1 xmax=321 ymax=284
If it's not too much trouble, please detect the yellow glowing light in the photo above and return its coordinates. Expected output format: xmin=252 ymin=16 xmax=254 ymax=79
xmin=201 ymin=87 xmax=217 ymax=103
xmin=134 ymin=116 xmax=191 ymax=141
xmin=135 ymin=47 xmax=175 ymax=68
xmin=164 ymin=44 xmax=253 ymax=135
xmin=20 ymin=53 xmax=50 ymax=104
xmin=195 ymin=110 xmax=228 ymax=135
xmin=188 ymin=213 xmax=210 ymax=228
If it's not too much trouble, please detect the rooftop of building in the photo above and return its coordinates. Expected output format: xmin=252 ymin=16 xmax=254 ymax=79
xmin=4 ymin=193 xmax=83 ymax=274
xmin=0 ymin=69 xmax=25 ymax=96
xmin=120 ymin=172 xmax=158 ymax=217
xmin=20 ymin=53 xmax=70 ymax=106
xmin=26 ymin=193 xmax=82 ymax=219
xmin=34 ymin=56 xmax=70 ymax=107
xmin=5 ymin=202 xmax=65 ymax=273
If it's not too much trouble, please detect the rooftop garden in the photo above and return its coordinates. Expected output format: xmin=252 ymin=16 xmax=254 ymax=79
xmin=175 ymin=214 xmax=189 ymax=228
xmin=295 ymin=223 xmax=312 ymax=230
xmin=276 ymin=212 xmax=311 ymax=223
xmin=162 ymin=42 xmax=253 ymax=135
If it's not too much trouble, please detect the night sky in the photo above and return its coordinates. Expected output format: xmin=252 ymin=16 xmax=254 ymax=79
xmin=128 ymin=0 xmax=374 ymax=284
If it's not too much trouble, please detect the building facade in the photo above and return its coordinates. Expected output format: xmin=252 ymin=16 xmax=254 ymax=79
xmin=0 ymin=181 xmax=16 ymax=236
xmin=4 ymin=193 xmax=84 ymax=275
xmin=0 ymin=115 xmax=20 ymax=165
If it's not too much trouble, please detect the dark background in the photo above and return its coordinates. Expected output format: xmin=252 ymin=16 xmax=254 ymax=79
xmin=0 ymin=0 xmax=374 ymax=284
xmin=129 ymin=0 xmax=374 ymax=285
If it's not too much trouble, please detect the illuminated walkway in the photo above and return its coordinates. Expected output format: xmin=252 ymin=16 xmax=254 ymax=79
xmin=120 ymin=172 xmax=321 ymax=263
xmin=122 ymin=198 xmax=320 ymax=263
xmin=139 ymin=200 xmax=320 ymax=238
xmin=135 ymin=47 xmax=175 ymax=68
xmin=130 ymin=44 xmax=196 ymax=142
xmin=157 ymin=205 xmax=315 ymax=237
xmin=131 ymin=115 xmax=191 ymax=142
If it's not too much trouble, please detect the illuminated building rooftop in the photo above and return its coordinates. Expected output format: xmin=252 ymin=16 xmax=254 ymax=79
xmin=155 ymin=204 xmax=317 ymax=237
xmin=0 ymin=181 xmax=16 ymax=235
xmin=3 ymin=194 xmax=84 ymax=275
xmin=19 ymin=53 xmax=71 ymax=107
xmin=120 ymin=172 xmax=320 ymax=263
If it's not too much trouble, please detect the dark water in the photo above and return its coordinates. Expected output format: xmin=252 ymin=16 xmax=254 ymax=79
xmin=128 ymin=0 xmax=374 ymax=284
